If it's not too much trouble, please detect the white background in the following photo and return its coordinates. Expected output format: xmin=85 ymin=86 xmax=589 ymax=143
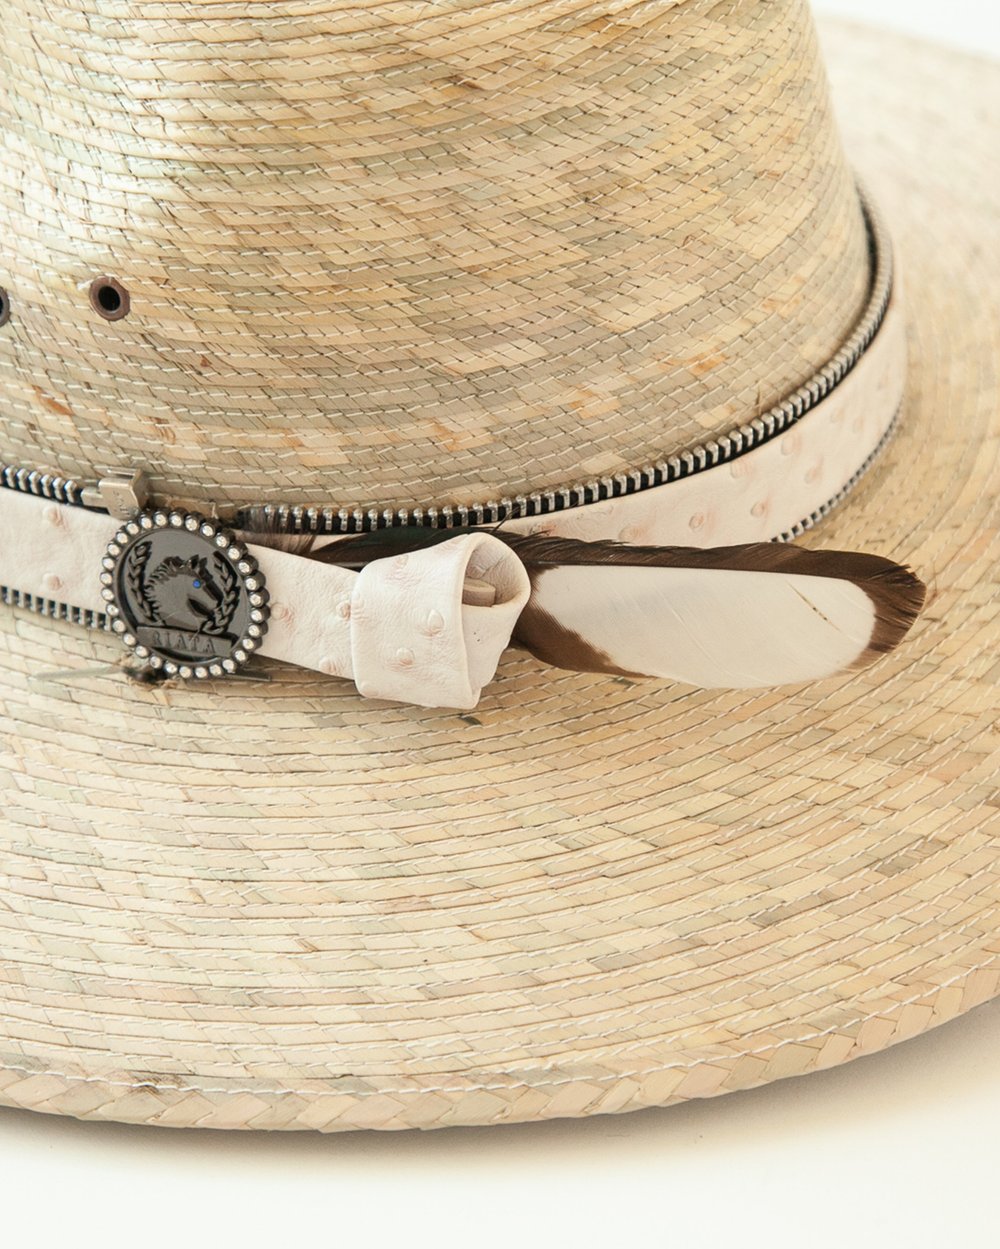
xmin=2 ymin=6 xmax=997 ymax=1249
xmin=814 ymin=0 xmax=1000 ymax=54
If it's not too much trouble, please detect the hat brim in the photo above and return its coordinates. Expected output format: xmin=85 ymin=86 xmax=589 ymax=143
xmin=1 ymin=20 xmax=997 ymax=1131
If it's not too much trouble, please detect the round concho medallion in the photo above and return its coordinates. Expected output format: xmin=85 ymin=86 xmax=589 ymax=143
xmin=100 ymin=511 xmax=269 ymax=678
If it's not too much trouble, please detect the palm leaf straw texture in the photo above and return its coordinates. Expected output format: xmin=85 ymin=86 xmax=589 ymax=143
xmin=0 ymin=3 xmax=996 ymax=1129
xmin=0 ymin=0 xmax=868 ymax=511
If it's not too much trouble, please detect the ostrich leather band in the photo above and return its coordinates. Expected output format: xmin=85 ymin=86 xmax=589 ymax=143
xmin=0 ymin=282 xmax=906 ymax=709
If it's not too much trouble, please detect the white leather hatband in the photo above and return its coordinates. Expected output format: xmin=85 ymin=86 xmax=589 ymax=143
xmin=0 ymin=259 xmax=908 ymax=709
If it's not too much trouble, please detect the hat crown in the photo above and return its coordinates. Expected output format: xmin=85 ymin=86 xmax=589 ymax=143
xmin=0 ymin=0 xmax=868 ymax=513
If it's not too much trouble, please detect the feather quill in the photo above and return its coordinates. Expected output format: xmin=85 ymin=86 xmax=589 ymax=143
xmin=245 ymin=525 xmax=925 ymax=688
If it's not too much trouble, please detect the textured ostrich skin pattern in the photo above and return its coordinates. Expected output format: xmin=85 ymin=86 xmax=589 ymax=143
xmin=0 ymin=498 xmax=528 ymax=709
xmin=0 ymin=293 xmax=905 ymax=707
xmin=499 ymin=285 xmax=906 ymax=546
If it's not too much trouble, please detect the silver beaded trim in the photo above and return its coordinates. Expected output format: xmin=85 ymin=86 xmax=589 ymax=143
xmin=774 ymin=402 xmax=902 ymax=542
xmin=0 ymin=187 xmax=901 ymax=647
xmin=235 ymin=186 xmax=893 ymax=536
xmin=0 ymin=408 xmax=903 ymax=647
xmin=0 ymin=186 xmax=891 ymax=538
xmin=101 ymin=509 xmax=270 ymax=679
xmin=0 ymin=463 xmax=82 ymax=506
xmin=0 ymin=586 xmax=113 ymax=631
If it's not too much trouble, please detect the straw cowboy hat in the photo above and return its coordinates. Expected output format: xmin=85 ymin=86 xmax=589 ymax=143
xmin=0 ymin=0 xmax=996 ymax=1131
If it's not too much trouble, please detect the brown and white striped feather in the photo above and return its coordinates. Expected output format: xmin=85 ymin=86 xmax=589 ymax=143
xmin=254 ymin=526 xmax=926 ymax=689
xmin=504 ymin=535 xmax=925 ymax=686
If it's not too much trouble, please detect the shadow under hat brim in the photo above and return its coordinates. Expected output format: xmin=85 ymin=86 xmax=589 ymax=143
xmin=0 ymin=21 xmax=997 ymax=1131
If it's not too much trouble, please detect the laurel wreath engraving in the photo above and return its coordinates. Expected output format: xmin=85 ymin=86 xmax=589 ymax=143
xmin=203 ymin=552 xmax=240 ymax=637
xmin=123 ymin=538 xmax=156 ymax=625
xmin=122 ymin=540 xmax=241 ymax=639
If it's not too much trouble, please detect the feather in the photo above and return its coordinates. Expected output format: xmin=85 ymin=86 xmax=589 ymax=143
xmin=290 ymin=525 xmax=466 ymax=568
xmin=253 ymin=526 xmax=925 ymax=688
xmin=504 ymin=535 xmax=925 ymax=685
xmin=236 ymin=506 xmax=317 ymax=557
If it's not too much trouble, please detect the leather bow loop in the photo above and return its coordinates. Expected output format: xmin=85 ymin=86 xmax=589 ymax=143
xmin=0 ymin=488 xmax=923 ymax=708
xmin=349 ymin=534 xmax=530 ymax=708
xmin=251 ymin=532 xmax=529 ymax=708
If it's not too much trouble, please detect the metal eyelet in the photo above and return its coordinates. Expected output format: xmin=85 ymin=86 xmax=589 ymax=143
xmin=89 ymin=277 xmax=130 ymax=321
xmin=0 ymin=287 xmax=10 ymax=327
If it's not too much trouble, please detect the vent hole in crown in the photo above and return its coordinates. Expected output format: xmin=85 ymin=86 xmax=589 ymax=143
xmin=89 ymin=277 xmax=130 ymax=321
xmin=0 ymin=287 xmax=9 ymax=327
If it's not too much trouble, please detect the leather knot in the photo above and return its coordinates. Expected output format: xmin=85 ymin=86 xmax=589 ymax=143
xmin=251 ymin=532 xmax=529 ymax=708
xmin=349 ymin=534 xmax=529 ymax=708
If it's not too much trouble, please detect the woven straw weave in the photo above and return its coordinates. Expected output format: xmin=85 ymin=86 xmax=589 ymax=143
xmin=0 ymin=14 xmax=996 ymax=1132
xmin=0 ymin=0 xmax=867 ymax=511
